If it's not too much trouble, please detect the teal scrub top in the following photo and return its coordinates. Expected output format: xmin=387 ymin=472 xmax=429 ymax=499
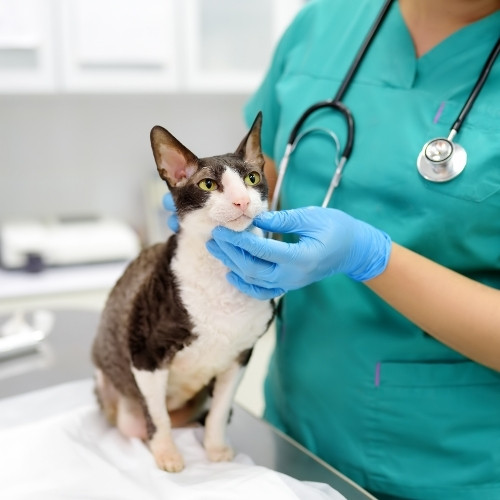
xmin=244 ymin=1 xmax=500 ymax=498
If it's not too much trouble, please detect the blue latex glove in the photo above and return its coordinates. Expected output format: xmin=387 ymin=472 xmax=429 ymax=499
xmin=162 ymin=192 xmax=179 ymax=233
xmin=206 ymin=207 xmax=392 ymax=299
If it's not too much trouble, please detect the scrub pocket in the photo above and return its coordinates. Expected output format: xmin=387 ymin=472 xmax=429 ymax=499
xmin=366 ymin=360 xmax=500 ymax=499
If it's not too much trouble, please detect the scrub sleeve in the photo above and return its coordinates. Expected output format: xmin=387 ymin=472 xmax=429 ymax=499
xmin=244 ymin=1 xmax=500 ymax=498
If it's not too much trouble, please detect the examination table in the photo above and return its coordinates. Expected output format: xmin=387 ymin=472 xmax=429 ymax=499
xmin=0 ymin=309 xmax=375 ymax=499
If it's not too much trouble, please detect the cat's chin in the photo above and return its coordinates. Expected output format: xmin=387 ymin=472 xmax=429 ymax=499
xmin=221 ymin=214 xmax=253 ymax=232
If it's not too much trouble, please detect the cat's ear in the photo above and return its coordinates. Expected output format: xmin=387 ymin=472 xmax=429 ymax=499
xmin=235 ymin=112 xmax=264 ymax=169
xmin=150 ymin=126 xmax=199 ymax=188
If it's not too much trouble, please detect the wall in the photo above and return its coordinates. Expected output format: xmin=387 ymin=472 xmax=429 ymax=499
xmin=0 ymin=93 xmax=249 ymax=240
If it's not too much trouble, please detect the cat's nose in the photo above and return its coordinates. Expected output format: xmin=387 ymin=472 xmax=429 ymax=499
xmin=233 ymin=197 xmax=249 ymax=211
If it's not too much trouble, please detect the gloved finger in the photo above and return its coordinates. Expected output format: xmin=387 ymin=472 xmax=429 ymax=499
xmin=162 ymin=192 xmax=180 ymax=233
xmin=252 ymin=208 xmax=309 ymax=233
xmin=162 ymin=192 xmax=176 ymax=212
xmin=206 ymin=239 xmax=247 ymax=277
xmin=214 ymin=237 xmax=277 ymax=278
xmin=207 ymin=238 xmax=277 ymax=287
xmin=226 ymin=272 xmax=284 ymax=300
xmin=253 ymin=208 xmax=331 ymax=238
xmin=167 ymin=213 xmax=180 ymax=233
xmin=212 ymin=226 xmax=296 ymax=265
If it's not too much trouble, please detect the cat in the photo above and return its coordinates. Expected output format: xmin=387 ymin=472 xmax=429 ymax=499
xmin=91 ymin=112 xmax=274 ymax=473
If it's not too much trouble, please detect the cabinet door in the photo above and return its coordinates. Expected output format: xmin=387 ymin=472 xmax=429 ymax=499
xmin=182 ymin=0 xmax=303 ymax=92
xmin=59 ymin=0 xmax=179 ymax=92
xmin=0 ymin=0 xmax=56 ymax=92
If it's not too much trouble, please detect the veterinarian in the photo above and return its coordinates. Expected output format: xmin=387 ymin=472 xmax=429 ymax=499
xmin=197 ymin=0 xmax=500 ymax=499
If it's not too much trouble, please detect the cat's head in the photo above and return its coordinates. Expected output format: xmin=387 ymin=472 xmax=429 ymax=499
xmin=150 ymin=112 xmax=268 ymax=234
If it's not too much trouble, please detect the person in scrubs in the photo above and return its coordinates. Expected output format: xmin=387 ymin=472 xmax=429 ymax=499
xmin=202 ymin=0 xmax=500 ymax=498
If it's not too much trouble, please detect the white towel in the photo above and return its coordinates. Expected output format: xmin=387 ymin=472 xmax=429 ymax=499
xmin=0 ymin=380 xmax=345 ymax=500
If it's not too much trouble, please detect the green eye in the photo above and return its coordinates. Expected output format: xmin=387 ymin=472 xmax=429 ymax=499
xmin=244 ymin=172 xmax=261 ymax=186
xmin=198 ymin=178 xmax=218 ymax=191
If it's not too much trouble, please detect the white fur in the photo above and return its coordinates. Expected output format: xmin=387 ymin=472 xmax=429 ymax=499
xmin=132 ymin=168 xmax=272 ymax=469
xmin=184 ymin=169 xmax=268 ymax=240
xmin=132 ymin=367 xmax=184 ymax=472
xmin=203 ymin=361 xmax=244 ymax=462
xmin=167 ymin=168 xmax=271 ymax=409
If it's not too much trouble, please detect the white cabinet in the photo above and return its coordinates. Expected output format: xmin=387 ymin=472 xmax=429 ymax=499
xmin=59 ymin=0 xmax=179 ymax=92
xmin=182 ymin=0 xmax=302 ymax=92
xmin=0 ymin=0 xmax=303 ymax=94
xmin=0 ymin=0 xmax=56 ymax=92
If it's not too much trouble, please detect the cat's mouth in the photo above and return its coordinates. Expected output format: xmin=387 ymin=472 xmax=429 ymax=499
xmin=229 ymin=213 xmax=250 ymax=222
xmin=222 ymin=213 xmax=252 ymax=231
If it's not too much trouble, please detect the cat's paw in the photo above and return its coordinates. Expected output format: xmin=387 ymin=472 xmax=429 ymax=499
xmin=150 ymin=437 xmax=185 ymax=472
xmin=205 ymin=444 xmax=235 ymax=462
xmin=153 ymin=448 xmax=185 ymax=472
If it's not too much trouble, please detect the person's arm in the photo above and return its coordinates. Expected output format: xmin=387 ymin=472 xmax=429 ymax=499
xmin=366 ymin=243 xmax=500 ymax=372
xmin=206 ymin=207 xmax=500 ymax=372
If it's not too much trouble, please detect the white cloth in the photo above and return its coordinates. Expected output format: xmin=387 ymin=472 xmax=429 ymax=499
xmin=0 ymin=380 xmax=346 ymax=500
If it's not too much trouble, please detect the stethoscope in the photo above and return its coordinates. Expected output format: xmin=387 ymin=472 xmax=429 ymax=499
xmin=270 ymin=0 xmax=500 ymax=211
xmin=417 ymin=36 xmax=500 ymax=182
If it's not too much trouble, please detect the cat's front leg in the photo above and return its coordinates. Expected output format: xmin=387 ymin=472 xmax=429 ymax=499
xmin=204 ymin=360 xmax=245 ymax=462
xmin=132 ymin=367 xmax=184 ymax=472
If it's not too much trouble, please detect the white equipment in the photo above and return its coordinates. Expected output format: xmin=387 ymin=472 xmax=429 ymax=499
xmin=0 ymin=216 xmax=141 ymax=271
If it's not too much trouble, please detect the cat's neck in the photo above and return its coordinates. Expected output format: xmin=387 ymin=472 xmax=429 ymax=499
xmin=178 ymin=213 xmax=215 ymax=244
xmin=172 ymin=218 xmax=228 ymax=286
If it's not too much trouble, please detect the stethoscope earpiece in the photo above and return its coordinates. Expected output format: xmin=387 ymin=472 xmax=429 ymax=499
xmin=417 ymin=137 xmax=467 ymax=182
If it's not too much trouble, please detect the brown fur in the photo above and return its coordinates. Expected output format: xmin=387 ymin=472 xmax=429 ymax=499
xmin=91 ymin=113 xmax=274 ymax=471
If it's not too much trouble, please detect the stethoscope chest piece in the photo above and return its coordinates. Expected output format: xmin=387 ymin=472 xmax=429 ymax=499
xmin=417 ymin=137 xmax=467 ymax=182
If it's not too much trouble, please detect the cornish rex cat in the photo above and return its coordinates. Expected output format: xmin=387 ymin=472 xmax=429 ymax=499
xmin=91 ymin=112 xmax=274 ymax=472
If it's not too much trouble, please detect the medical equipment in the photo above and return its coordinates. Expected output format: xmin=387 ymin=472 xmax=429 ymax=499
xmin=417 ymin=37 xmax=500 ymax=182
xmin=0 ymin=310 xmax=54 ymax=360
xmin=0 ymin=216 xmax=141 ymax=271
xmin=270 ymin=0 xmax=500 ymax=211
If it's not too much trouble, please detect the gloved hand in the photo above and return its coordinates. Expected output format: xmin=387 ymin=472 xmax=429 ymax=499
xmin=162 ymin=192 xmax=179 ymax=233
xmin=206 ymin=207 xmax=392 ymax=299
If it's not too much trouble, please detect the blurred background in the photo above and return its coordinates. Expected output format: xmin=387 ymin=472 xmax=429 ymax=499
xmin=0 ymin=0 xmax=303 ymax=415
xmin=0 ymin=0 xmax=302 ymax=244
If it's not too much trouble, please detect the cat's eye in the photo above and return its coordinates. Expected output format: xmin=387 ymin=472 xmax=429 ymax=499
xmin=198 ymin=179 xmax=218 ymax=191
xmin=244 ymin=172 xmax=261 ymax=186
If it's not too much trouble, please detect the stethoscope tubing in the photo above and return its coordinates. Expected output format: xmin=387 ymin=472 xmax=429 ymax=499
xmin=419 ymin=35 xmax=499 ymax=179
xmin=287 ymin=100 xmax=354 ymax=154
xmin=271 ymin=0 xmax=499 ymax=213
xmin=286 ymin=0 xmax=393 ymax=146
xmin=333 ymin=0 xmax=394 ymax=103
xmin=270 ymin=101 xmax=353 ymax=212
xmin=271 ymin=0 xmax=394 ymax=212
xmin=451 ymin=36 xmax=500 ymax=136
